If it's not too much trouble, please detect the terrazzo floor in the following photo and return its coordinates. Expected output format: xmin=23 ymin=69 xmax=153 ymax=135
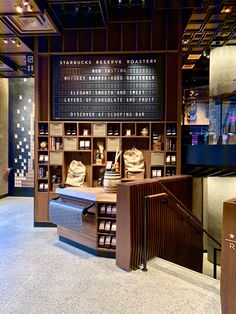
xmin=0 ymin=197 xmax=221 ymax=314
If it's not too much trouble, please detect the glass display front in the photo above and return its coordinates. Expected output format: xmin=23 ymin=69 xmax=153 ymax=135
xmin=183 ymin=86 xmax=236 ymax=145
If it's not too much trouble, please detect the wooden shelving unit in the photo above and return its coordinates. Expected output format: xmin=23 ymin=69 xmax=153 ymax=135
xmin=35 ymin=120 xmax=179 ymax=225
xmin=97 ymin=202 xmax=117 ymax=254
xmin=36 ymin=121 xmax=177 ymax=189
xmin=53 ymin=187 xmax=117 ymax=257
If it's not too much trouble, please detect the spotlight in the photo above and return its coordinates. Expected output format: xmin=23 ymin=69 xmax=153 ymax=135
xmin=203 ymin=51 xmax=210 ymax=59
xmin=221 ymin=6 xmax=232 ymax=14
xmin=182 ymin=39 xmax=189 ymax=45
xmin=16 ymin=40 xmax=21 ymax=47
xmin=3 ymin=38 xmax=9 ymax=44
xmin=26 ymin=4 xmax=33 ymax=12
xmin=11 ymin=38 xmax=16 ymax=44
xmin=15 ymin=4 xmax=23 ymax=13
xmin=21 ymin=0 xmax=29 ymax=5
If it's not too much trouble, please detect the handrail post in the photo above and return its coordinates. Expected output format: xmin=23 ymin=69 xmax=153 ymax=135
xmin=142 ymin=196 xmax=148 ymax=271
xmin=213 ymin=247 xmax=217 ymax=279
xmin=213 ymin=248 xmax=221 ymax=279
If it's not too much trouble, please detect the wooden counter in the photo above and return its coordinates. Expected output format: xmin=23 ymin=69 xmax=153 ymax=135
xmin=55 ymin=186 xmax=117 ymax=203
xmin=54 ymin=186 xmax=117 ymax=257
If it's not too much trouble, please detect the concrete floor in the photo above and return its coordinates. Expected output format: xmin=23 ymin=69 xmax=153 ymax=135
xmin=0 ymin=197 xmax=221 ymax=314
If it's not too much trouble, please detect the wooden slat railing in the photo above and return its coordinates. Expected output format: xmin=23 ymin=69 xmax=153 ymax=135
xmin=116 ymin=175 xmax=219 ymax=272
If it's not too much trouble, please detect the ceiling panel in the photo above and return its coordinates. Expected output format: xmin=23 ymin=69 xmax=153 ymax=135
xmin=7 ymin=54 xmax=27 ymax=67
xmin=0 ymin=19 xmax=14 ymax=34
xmin=0 ymin=1 xmax=41 ymax=14
xmin=182 ymin=0 xmax=236 ymax=70
xmin=0 ymin=69 xmax=28 ymax=78
xmin=0 ymin=0 xmax=235 ymax=76
xmin=0 ymin=61 xmax=14 ymax=72
xmin=48 ymin=1 xmax=105 ymax=29
xmin=0 ymin=38 xmax=31 ymax=53
xmin=2 ymin=11 xmax=58 ymax=35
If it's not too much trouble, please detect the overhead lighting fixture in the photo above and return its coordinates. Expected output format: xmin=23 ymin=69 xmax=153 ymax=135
xmin=182 ymin=39 xmax=189 ymax=45
xmin=15 ymin=1 xmax=33 ymax=13
xmin=16 ymin=40 xmax=21 ymax=47
xmin=15 ymin=4 xmax=23 ymax=13
xmin=11 ymin=38 xmax=17 ymax=44
xmin=187 ymin=54 xmax=202 ymax=60
xmin=203 ymin=51 xmax=210 ymax=59
xmin=221 ymin=6 xmax=232 ymax=14
xmin=182 ymin=64 xmax=195 ymax=70
xmin=3 ymin=38 xmax=9 ymax=44
xmin=26 ymin=4 xmax=33 ymax=12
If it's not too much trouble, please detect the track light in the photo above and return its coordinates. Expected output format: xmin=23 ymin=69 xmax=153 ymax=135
xmin=3 ymin=37 xmax=21 ymax=46
xmin=26 ymin=4 xmax=33 ymax=12
xmin=182 ymin=39 xmax=189 ymax=45
xmin=15 ymin=1 xmax=33 ymax=13
xmin=221 ymin=6 xmax=232 ymax=14
xmin=15 ymin=4 xmax=23 ymax=13
xmin=203 ymin=51 xmax=210 ymax=59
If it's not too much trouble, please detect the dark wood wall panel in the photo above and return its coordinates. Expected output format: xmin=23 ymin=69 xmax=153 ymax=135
xmin=38 ymin=36 xmax=49 ymax=53
xmin=38 ymin=55 xmax=49 ymax=121
xmin=63 ymin=30 xmax=78 ymax=52
xmin=122 ymin=23 xmax=137 ymax=51
xmin=93 ymin=29 xmax=107 ymax=51
xmin=166 ymin=54 xmax=178 ymax=121
xmin=107 ymin=23 xmax=121 ymax=51
xmin=49 ymin=36 xmax=63 ymax=52
xmin=79 ymin=29 xmax=92 ymax=52
xmin=151 ymin=12 xmax=166 ymax=50
xmin=137 ymin=22 xmax=151 ymax=51
xmin=166 ymin=11 xmax=179 ymax=50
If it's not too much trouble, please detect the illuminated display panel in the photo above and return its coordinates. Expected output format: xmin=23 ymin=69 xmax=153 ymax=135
xmin=52 ymin=54 xmax=164 ymax=121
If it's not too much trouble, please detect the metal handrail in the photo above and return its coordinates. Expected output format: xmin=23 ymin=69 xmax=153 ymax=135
xmin=142 ymin=190 xmax=221 ymax=278
xmin=159 ymin=183 xmax=221 ymax=248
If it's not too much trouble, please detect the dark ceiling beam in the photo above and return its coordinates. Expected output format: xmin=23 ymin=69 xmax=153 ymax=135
xmin=0 ymin=55 xmax=18 ymax=71
xmin=33 ymin=0 xmax=47 ymax=14
xmin=156 ymin=0 xmax=202 ymax=10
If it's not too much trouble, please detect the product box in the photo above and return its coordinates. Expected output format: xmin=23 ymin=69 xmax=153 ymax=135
xmin=107 ymin=138 xmax=120 ymax=151
xmin=93 ymin=123 xmax=106 ymax=136
xmin=64 ymin=138 xmax=77 ymax=151
xmin=49 ymin=152 xmax=63 ymax=165
xmin=151 ymin=152 xmax=165 ymax=166
xmin=49 ymin=123 xmax=63 ymax=136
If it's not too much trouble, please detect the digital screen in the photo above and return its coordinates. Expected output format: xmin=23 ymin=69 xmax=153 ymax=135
xmin=52 ymin=54 xmax=164 ymax=120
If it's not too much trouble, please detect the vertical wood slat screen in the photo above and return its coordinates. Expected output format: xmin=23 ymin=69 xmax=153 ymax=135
xmin=116 ymin=176 xmax=203 ymax=272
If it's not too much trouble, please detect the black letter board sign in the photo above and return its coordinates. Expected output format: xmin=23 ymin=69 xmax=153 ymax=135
xmin=52 ymin=54 xmax=164 ymax=120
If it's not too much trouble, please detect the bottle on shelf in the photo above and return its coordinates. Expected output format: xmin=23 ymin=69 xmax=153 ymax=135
xmin=108 ymin=126 xmax=113 ymax=136
xmin=152 ymin=131 xmax=162 ymax=151
xmin=166 ymin=125 xmax=172 ymax=136
xmin=55 ymin=137 xmax=61 ymax=150
xmin=71 ymin=126 xmax=76 ymax=135
xmin=39 ymin=125 xmax=45 ymax=135
xmin=114 ymin=127 xmax=119 ymax=136
xmin=66 ymin=127 xmax=71 ymax=135
xmin=171 ymin=125 xmax=176 ymax=136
